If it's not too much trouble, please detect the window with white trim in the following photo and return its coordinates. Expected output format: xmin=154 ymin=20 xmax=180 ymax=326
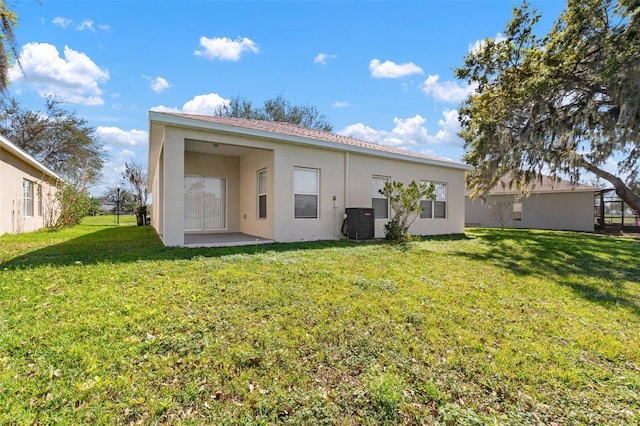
xmin=37 ymin=184 xmax=43 ymax=216
xmin=513 ymin=202 xmax=523 ymax=221
xmin=23 ymin=180 xmax=33 ymax=217
xmin=257 ymin=169 xmax=267 ymax=219
xmin=294 ymin=167 xmax=319 ymax=219
xmin=420 ymin=181 xmax=447 ymax=219
xmin=372 ymin=176 xmax=389 ymax=219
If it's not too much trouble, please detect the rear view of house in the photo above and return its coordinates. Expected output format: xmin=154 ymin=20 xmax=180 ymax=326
xmin=0 ymin=133 xmax=61 ymax=235
xmin=465 ymin=175 xmax=599 ymax=232
xmin=147 ymin=112 xmax=472 ymax=247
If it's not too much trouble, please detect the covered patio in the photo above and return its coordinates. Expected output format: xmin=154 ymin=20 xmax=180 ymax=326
xmin=184 ymin=232 xmax=274 ymax=247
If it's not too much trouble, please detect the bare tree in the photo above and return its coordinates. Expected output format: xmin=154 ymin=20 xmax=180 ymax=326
xmin=122 ymin=162 xmax=148 ymax=207
xmin=489 ymin=200 xmax=513 ymax=230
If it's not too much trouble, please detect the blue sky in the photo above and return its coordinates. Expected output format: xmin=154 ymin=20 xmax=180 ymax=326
xmin=8 ymin=0 xmax=567 ymax=195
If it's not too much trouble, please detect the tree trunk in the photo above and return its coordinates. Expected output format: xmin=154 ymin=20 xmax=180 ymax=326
xmin=584 ymin=162 xmax=640 ymax=215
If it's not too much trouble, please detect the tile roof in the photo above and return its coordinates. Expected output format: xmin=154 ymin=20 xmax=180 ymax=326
xmin=157 ymin=112 xmax=469 ymax=168
xmin=488 ymin=173 xmax=600 ymax=194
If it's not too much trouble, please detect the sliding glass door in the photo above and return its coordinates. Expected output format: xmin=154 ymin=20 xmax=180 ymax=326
xmin=184 ymin=175 xmax=226 ymax=231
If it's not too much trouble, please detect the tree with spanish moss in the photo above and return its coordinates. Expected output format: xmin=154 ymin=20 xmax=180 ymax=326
xmin=456 ymin=0 xmax=640 ymax=214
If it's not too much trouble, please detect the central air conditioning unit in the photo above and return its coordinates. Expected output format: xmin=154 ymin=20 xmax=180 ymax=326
xmin=343 ymin=207 xmax=375 ymax=240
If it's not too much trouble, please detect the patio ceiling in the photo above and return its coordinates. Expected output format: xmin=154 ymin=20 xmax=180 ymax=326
xmin=185 ymin=139 xmax=258 ymax=157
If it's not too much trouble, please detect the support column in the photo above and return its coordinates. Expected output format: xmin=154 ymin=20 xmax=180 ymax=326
xmin=162 ymin=128 xmax=185 ymax=246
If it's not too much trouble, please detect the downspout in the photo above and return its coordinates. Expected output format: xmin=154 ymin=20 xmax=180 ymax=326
xmin=344 ymin=151 xmax=350 ymax=208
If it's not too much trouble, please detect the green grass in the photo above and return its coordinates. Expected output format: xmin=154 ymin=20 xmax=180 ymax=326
xmin=1 ymin=218 xmax=639 ymax=424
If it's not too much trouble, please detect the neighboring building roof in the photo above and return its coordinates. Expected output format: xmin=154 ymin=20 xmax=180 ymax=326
xmin=149 ymin=111 xmax=473 ymax=171
xmin=471 ymin=173 xmax=600 ymax=196
xmin=0 ymin=133 xmax=62 ymax=181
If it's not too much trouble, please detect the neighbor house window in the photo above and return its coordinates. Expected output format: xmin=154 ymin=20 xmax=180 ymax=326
xmin=420 ymin=181 xmax=447 ymax=219
xmin=513 ymin=202 xmax=523 ymax=221
xmin=37 ymin=184 xmax=43 ymax=216
xmin=23 ymin=179 xmax=33 ymax=217
xmin=372 ymin=176 xmax=389 ymax=219
xmin=257 ymin=169 xmax=267 ymax=219
xmin=294 ymin=167 xmax=319 ymax=219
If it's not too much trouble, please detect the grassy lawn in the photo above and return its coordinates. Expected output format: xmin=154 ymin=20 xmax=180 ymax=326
xmin=1 ymin=218 xmax=639 ymax=424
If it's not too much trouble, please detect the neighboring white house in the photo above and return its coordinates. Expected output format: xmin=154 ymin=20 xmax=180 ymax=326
xmin=147 ymin=112 xmax=473 ymax=247
xmin=465 ymin=175 xmax=599 ymax=232
xmin=0 ymin=133 xmax=61 ymax=235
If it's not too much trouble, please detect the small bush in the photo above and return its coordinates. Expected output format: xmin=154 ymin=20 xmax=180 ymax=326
xmin=367 ymin=368 xmax=405 ymax=423
xmin=44 ymin=180 xmax=91 ymax=231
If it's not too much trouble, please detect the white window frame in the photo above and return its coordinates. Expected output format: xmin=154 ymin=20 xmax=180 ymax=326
xmin=420 ymin=181 xmax=447 ymax=219
xmin=257 ymin=169 xmax=267 ymax=219
xmin=372 ymin=175 xmax=390 ymax=219
xmin=513 ymin=202 xmax=523 ymax=221
xmin=294 ymin=167 xmax=319 ymax=219
xmin=37 ymin=184 xmax=43 ymax=216
xmin=23 ymin=179 xmax=34 ymax=217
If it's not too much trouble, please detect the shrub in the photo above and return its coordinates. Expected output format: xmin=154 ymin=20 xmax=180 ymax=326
xmin=44 ymin=180 xmax=91 ymax=231
xmin=380 ymin=180 xmax=434 ymax=243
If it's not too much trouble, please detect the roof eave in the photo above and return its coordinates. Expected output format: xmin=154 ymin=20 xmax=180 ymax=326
xmin=0 ymin=133 xmax=63 ymax=182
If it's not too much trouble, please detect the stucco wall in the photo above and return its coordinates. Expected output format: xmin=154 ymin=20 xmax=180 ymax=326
xmin=465 ymin=191 xmax=595 ymax=232
xmin=162 ymin=128 xmax=185 ymax=246
xmin=272 ymin=143 xmax=346 ymax=242
xmin=239 ymin=149 xmax=274 ymax=239
xmin=347 ymin=153 xmax=467 ymax=237
xmin=0 ymin=146 xmax=58 ymax=235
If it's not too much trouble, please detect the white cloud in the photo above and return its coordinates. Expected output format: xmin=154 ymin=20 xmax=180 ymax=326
xmin=338 ymin=111 xmax=463 ymax=152
xmin=468 ymin=32 xmax=507 ymax=54
xmin=151 ymin=93 xmax=230 ymax=115
xmin=52 ymin=17 xmax=72 ymax=28
xmin=97 ymin=149 xmax=143 ymax=195
xmin=150 ymin=105 xmax=180 ymax=113
xmin=96 ymin=127 xmax=148 ymax=147
xmin=146 ymin=76 xmax=171 ymax=93
xmin=332 ymin=101 xmax=350 ymax=108
xmin=9 ymin=42 xmax=109 ymax=106
xmin=182 ymin=93 xmax=230 ymax=115
xmin=340 ymin=122 xmax=381 ymax=143
xmin=369 ymin=59 xmax=423 ymax=79
xmin=420 ymin=74 xmax=476 ymax=103
xmin=92 ymin=128 xmax=149 ymax=195
xmin=77 ymin=19 xmax=95 ymax=31
xmin=339 ymin=115 xmax=427 ymax=149
xmin=53 ymin=17 xmax=109 ymax=32
xmin=430 ymin=109 xmax=463 ymax=144
xmin=314 ymin=53 xmax=337 ymax=65
xmin=194 ymin=36 xmax=259 ymax=61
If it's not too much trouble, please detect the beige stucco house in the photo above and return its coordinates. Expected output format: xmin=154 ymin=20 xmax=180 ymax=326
xmin=465 ymin=175 xmax=599 ymax=232
xmin=147 ymin=112 xmax=473 ymax=247
xmin=0 ymin=133 xmax=61 ymax=235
